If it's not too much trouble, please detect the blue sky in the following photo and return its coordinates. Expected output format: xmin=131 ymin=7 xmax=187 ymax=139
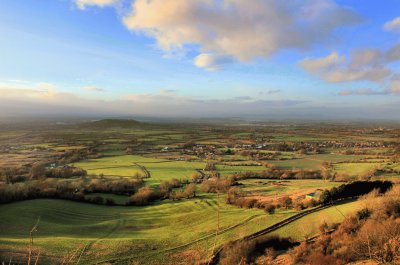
xmin=0 ymin=0 xmax=399 ymax=119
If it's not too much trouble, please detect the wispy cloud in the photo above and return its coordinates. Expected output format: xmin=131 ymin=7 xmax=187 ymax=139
xmin=74 ymin=0 xmax=119 ymax=10
xmin=300 ymin=49 xmax=390 ymax=83
xmin=383 ymin=17 xmax=400 ymax=33
xmin=338 ymin=88 xmax=387 ymax=96
xmin=299 ymin=41 xmax=400 ymax=96
xmin=82 ymin=86 xmax=106 ymax=92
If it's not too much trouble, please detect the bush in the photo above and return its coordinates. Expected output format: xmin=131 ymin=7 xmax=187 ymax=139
xmin=128 ymin=186 xmax=155 ymax=206
xmin=319 ymin=180 xmax=393 ymax=205
xmin=88 ymin=196 xmax=104 ymax=204
xmin=105 ymin=198 xmax=116 ymax=206
xmin=264 ymin=204 xmax=276 ymax=214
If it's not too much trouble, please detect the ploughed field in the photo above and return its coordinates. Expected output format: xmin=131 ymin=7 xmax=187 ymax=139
xmin=0 ymin=119 xmax=399 ymax=264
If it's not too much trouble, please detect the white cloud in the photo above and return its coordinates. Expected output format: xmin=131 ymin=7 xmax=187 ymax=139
xmin=75 ymin=0 xmax=118 ymax=10
xmin=300 ymin=52 xmax=345 ymax=73
xmin=383 ymin=17 xmax=400 ymax=32
xmin=194 ymin=54 xmax=234 ymax=71
xmin=300 ymin=49 xmax=391 ymax=83
xmin=122 ymin=0 xmax=361 ymax=67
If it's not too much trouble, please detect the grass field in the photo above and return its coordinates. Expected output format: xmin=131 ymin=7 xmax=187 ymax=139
xmin=1 ymin=120 xmax=399 ymax=264
xmin=240 ymin=179 xmax=340 ymax=200
xmin=0 ymin=196 xmax=299 ymax=264
xmin=272 ymin=199 xmax=363 ymax=241
xmin=216 ymin=164 xmax=266 ymax=176
xmin=333 ymin=162 xmax=383 ymax=177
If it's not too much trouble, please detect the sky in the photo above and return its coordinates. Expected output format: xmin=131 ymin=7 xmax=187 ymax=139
xmin=0 ymin=0 xmax=400 ymax=120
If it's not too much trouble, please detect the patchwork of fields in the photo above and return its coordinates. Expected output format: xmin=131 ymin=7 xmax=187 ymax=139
xmin=0 ymin=120 xmax=399 ymax=264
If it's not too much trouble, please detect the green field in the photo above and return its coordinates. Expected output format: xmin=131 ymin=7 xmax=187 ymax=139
xmin=272 ymin=200 xmax=363 ymax=240
xmin=73 ymin=155 xmax=206 ymax=185
xmin=1 ymin=120 xmax=399 ymax=264
xmin=0 ymin=197 xmax=299 ymax=264
xmin=216 ymin=164 xmax=266 ymax=176
xmin=333 ymin=162 xmax=383 ymax=176
xmin=240 ymin=179 xmax=340 ymax=199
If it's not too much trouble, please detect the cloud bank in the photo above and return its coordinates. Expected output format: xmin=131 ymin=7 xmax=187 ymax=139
xmin=300 ymin=49 xmax=390 ymax=83
xmin=1 ymin=82 xmax=399 ymax=120
xmin=120 ymin=0 xmax=361 ymax=69
xmin=0 ymin=82 xmax=308 ymax=118
xmin=300 ymin=43 xmax=400 ymax=95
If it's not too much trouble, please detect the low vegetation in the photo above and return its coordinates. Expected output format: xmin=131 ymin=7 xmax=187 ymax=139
xmin=0 ymin=119 xmax=398 ymax=264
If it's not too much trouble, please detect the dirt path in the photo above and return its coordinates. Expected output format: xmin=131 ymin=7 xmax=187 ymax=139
xmin=78 ymin=214 xmax=124 ymax=263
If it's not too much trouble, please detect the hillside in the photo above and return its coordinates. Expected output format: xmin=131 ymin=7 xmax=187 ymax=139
xmin=81 ymin=119 xmax=146 ymax=129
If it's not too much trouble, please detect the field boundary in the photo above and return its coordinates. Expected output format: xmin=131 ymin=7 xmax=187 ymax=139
xmin=134 ymin=163 xmax=151 ymax=178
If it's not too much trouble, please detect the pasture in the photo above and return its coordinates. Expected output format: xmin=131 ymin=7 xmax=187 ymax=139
xmin=0 ymin=119 xmax=398 ymax=264
xmin=272 ymin=199 xmax=363 ymax=240
xmin=0 ymin=196 xmax=299 ymax=264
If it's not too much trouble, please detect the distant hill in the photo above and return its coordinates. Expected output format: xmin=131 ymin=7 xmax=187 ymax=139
xmin=81 ymin=119 xmax=146 ymax=128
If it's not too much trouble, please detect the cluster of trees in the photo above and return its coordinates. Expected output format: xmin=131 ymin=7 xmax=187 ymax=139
xmin=232 ymin=169 xmax=323 ymax=181
xmin=57 ymin=147 xmax=101 ymax=164
xmin=0 ymin=163 xmax=87 ymax=183
xmin=226 ymin=181 xmax=393 ymax=213
xmin=0 ymin=166 xmax=30 ymax=184
xmin=127 ymin=186 xmax=161 ymax=206
xmin=225 ymin=187 xmax=317 ymax=213
xmin=319 ymin=180 xmax=393 ymax=204
xmin=127 ymin=182 xmax=196 ymax=206
xmin=85 ymin=196 xmax=117 ymax=206
xmin=218 ymin=186 xmax=400 ymax=265
xmin=200 ymin=178 xmax=235 ymax=193
xmin=219 ymin=235 xmax=297 ymax=265
xmin=45 ymin=166 xmax=87 ymax=179
xmin=291 ymin=187 xmax=400 ymax=264
xmin=0 ymin=177 xmax=144 ymax=204
xmin=169 ymin=184 xmax=196 ymax=200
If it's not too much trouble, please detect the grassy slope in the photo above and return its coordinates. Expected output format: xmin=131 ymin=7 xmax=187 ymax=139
xmin=0 ymin=196 xmax=299 ymax=264
xmin=272 ymin=200 xmax=363 ymax=241
xmin=240 ymin=179 xmax=340 ymax=198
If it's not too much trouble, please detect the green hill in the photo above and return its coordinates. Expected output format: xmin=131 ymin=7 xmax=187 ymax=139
xmin=81 ymin=119 xmax=145 ymax=128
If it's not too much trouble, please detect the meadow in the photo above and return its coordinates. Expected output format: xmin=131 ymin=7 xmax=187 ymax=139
xmin=0 ymin=119 xmax=398 ymax=264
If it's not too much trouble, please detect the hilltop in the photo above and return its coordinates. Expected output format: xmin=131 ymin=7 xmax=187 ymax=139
xmin=81 ymin=119 xmax=146 ymax=128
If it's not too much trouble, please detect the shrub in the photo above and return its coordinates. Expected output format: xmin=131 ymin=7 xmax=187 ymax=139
xmin=105 ymin=198 xmax=116 ymax=206
xmin=264 ymin=204 xmax=276 ymax=214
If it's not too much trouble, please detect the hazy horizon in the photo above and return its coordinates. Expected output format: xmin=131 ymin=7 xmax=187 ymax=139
xmin=1 ymin=0 xmax=400 ymax=120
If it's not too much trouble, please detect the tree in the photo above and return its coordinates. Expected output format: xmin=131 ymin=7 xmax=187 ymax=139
xmin=1 ymin=167 xmax=15 ymax=184
xmin=264 ymin=204 xmax=276 ymax=214
xmin=184 ymin=184 xmax=196 ymax=198
xmin=190 ymin=172 xmax=202 ymax=183
xmin=279 ymin=196 xmax=293 ymax=209
xmin=128 ymin=186 xmax=154 ymax=206
xmin=226 ymin=187 xmax=243 ymax=204
xmin=30 ymin=163 xmax=46 ymax=179
xmin=204 ymin=162 xmax=216 ymax=171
